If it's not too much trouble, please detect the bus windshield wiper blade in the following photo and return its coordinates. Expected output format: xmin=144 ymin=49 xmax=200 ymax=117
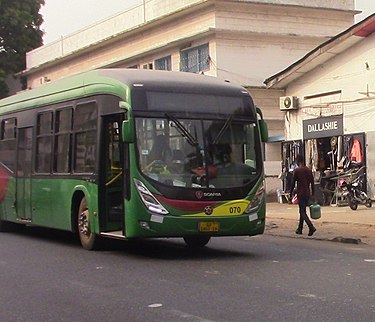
xmin=213 ymin=114 xmax=233 ymax=144
xmin=165 ymin=113 xmax=198 ymax=147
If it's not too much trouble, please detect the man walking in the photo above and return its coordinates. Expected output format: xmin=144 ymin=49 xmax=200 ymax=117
xmin=290 ymin=154 xmax=316 ymax=236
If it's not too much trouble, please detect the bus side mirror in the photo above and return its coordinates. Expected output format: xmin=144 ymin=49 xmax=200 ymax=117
xmin=256 ymin=106 xmax=268 ymax=142
xmin=122 ymin=119 xmax=135 ymax=143
xmin=119 ymin=101 xmax=135 ymax=143
xmin=259 ymin=119 xmax=268 ymax=142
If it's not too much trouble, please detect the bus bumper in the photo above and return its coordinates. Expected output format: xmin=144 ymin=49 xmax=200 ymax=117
xmin=125 ymin=204 xmax=266 ymax=238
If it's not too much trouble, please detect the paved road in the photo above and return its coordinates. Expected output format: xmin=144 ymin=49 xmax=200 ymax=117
xmin=1 ymin=227 xmax=375 ymax=322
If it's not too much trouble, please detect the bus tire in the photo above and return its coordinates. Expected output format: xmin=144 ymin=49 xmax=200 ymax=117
xmin=77 ymin=197 xmax=99 ymax=250
xmin=183 ymin=236 xmax=211 ymax=248
xmin=0 ymin=219 xmax=11 ymax=232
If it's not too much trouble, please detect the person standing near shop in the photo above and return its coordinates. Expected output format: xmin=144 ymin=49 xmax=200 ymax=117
xmin=290 ymin=154 xmax=317 ymax=236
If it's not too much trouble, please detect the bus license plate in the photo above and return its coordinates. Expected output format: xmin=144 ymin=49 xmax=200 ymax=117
xmin=199 ymin=222 xmax=220 ymax=232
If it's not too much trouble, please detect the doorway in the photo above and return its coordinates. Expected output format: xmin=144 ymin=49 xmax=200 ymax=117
xmin=100 ymin=115 xmax=125 ymax=232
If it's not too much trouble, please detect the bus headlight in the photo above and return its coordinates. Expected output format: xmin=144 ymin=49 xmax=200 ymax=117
xmin=245 ymin=180 xmax=265 ymax=213
xmin=134 ymin=179 xmax=168 ymax=215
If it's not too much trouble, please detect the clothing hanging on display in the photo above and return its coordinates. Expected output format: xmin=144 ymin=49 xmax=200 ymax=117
xmin=337 ymin=135 xmax=343 ymax=162
xmin=305 ymin=139 xmax=318 ymax=172
xmin=350 ymin=139 xmax=362 ymax=163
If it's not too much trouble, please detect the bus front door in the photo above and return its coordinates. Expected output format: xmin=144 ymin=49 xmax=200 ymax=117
xmin=100 ymin=115 xmax=125 ymax=233
xmin=16 ymin=127 xmax=33 ymax=221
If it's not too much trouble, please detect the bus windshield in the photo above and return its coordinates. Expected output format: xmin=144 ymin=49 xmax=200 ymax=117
xmin=136 ymin=115 xmax=260 ymax=188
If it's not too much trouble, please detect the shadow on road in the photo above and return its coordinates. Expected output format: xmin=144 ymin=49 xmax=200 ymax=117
xmin=3 ymin=223 xmax=262 ymax=260
xmin=100 ymin=237 xmax=261 ymax=260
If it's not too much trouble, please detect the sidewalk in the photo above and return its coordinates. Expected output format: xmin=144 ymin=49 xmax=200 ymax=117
xmin=265 ymin=202 xmax=375 ymax=246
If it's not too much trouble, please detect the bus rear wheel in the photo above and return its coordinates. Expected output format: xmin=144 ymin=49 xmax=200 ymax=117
xmin=183 ymin=236 xmax=211 ymax=248
xmin=0 ymin=219 xmax=11 ymax=232
xmin=78 ymin=198 xmax=98 ymax=250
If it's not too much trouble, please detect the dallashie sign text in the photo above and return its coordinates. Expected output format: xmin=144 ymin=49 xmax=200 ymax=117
xmin=303 ymin=115 xmax=343 ymax=140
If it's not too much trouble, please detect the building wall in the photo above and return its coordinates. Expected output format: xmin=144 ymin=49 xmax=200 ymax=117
xmin=27 ymin=0 xmax=207 ymax=69
xmin=27 ymin=0 xmax=355 ymax=72
xmin=284 ymin=33 xmax=375 ymax=139
xmin=27 ymin=7 xmax=216 ymax=89
xmin=215 ymin=2 xmax=354 ymax=37
xmin=215 ymin=33 xmax=322 ymax=86
xmin=26 ymin=0 xmax=356 ymax=89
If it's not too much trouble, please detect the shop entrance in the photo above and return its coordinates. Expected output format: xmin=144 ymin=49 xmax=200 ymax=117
xmin=280 ymin=133 xmax=367 ymax=206
xmin=305 ymin=133 xmax=366 ymax=206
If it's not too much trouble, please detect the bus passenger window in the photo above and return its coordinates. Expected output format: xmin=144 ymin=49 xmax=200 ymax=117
xmin=74 ymin=102 xmax=97 ymax=173
xmin=54 ymin=108 xmax=73 ymax=173
xmin=36 ymin=112 xmax=53 ymax=173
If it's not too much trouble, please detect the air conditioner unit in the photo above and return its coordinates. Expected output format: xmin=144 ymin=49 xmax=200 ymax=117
xmin=280 ymin=96 xmax=298 ymax=111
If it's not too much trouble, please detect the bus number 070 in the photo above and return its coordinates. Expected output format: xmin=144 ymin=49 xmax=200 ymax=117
xmin=229 ymin=206 xmax=241 ymax=214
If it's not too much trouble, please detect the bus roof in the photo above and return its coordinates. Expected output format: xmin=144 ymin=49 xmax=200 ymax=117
xmin=98 ymin=69 xmax=248 ymax=95
xmin=0 ymin=69 xmax=249 ymax=114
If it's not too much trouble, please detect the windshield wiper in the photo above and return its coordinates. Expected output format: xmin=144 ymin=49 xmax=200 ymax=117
xmin=165 ymin=113 xmax=198 ymax=147
xmin=213 ymin=114 xmax=233 ymax=144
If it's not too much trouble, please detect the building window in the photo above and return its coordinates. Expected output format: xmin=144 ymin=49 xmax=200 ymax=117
xmin=155 ymin=56 xmax=171 ymax=71
xmin=180 ymin=44 xmax=209 ymax=73
xmin=142 ymin=63 xmax=153 ymax=69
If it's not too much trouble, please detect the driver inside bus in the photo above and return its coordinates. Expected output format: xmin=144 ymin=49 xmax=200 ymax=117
xmin=144 ymin=134 xmax=172 ymax=173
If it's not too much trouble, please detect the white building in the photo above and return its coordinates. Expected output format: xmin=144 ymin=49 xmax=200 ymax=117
xmin=265 ymin=13 xmax=375 ymax=201
xmin=23 ymin=0 xmax=358 ymax=198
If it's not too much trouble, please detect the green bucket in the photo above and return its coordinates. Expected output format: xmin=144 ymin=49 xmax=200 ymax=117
xmin=310 ymin=203 xmax=321 ymax=220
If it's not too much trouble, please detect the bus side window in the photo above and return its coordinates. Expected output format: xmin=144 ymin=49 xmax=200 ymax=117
xmin=54 ymin=108 xmax=73 ymax=173
xmin=74 ymin=102 xmax=97 ymax=173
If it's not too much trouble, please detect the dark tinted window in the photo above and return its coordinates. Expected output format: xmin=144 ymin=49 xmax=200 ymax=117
xmin=0 ymin=118 xmax=17 ymax=172
xmin=36 ymin=112 xmax=53 ymax=173
xmin=38 ymin=112 xmax=53 ymax=135
xmin=54 ymin=108 xmax=73 ymax=173
xmin=144 ymin=92 xmax=256 ymax=119
xmin=1 ymin=118 xmax=16 ymax=139
xmin=74 ymin=102 xmax=97 ymax=173
xmin=74 ymin=102 xmax=97 ymax=131
xmin=56 ymin=108 xmax=72 ymax=132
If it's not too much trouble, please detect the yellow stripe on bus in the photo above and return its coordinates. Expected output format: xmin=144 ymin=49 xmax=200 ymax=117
xmin=182 ymin=200 xmax=250 ymax=217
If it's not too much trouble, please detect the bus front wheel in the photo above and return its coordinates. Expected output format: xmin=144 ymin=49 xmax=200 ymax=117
xmin=183 ymin=236 xmax=211 ymax=248
xmin=78 ymin=198 xmax=98 ymax=250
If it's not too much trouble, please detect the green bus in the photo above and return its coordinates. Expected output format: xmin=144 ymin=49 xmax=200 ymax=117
xmin=0 ymin=69 xmax=268 ymax=249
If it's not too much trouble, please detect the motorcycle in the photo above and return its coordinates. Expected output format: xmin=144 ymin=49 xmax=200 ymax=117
xmin=341 ymin=173 xmax=372 ymax=210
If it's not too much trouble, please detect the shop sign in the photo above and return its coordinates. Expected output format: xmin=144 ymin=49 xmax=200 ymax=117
xmin=303 ymin=115 xmax=343 ymax=139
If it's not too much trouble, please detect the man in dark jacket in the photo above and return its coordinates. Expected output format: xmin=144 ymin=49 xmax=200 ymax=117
xmin=290 ymin=154 xmax=316 ymax=236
